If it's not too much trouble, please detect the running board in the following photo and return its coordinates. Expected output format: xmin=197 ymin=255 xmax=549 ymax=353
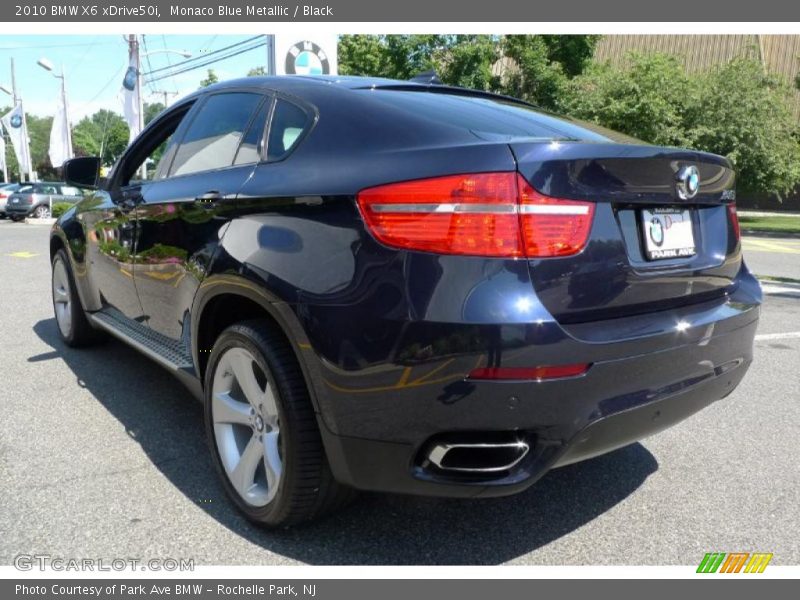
xmin=89 ymin=308 xmax=194 ymax=373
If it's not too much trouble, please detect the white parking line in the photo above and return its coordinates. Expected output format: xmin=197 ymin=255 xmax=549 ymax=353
xmin=755 ymin=331 xmax=800 ymax=341
xmin=761 ymin=284 xmax=800 ymax=295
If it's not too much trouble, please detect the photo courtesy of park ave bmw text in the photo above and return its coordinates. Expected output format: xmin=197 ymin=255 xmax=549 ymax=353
xmin=0 ymin=0 xmax=798 ymax=595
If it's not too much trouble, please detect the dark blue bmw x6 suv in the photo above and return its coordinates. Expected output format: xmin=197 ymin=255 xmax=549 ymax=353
xmin=50 ymin=76 xmax=761 ymax=526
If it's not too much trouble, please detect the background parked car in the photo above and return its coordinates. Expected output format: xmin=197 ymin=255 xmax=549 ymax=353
xmin=0 ymin=183 xmax=22 ymax=218
xmin=4 ymin=182 xmax=83 ymax=221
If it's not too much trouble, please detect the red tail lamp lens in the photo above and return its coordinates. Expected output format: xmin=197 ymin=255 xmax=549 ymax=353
xmin=357 ymin=172 xmax=594 ymax=258
xmin=516 ymin=174 xmax=595 ymax=258
xmin=356 ymin=172 xmax=522 ymax=257
xmin=727 ymin=203 xmax=740 ymax=241
xmin=468 ymin=364 xmax=590 ymax=381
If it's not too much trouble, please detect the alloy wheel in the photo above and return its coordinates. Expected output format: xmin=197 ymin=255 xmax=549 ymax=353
xmin=52 ymin=258 xmax=72 ymax=338
xmin=211 ymin=347 xmax=283 ymax=507
xmin=35 ymin=205 xmax=51 ymax=219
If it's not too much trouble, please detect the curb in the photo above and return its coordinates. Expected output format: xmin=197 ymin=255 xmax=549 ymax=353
xmin=24 ymin=217 xmax=56 ymax=225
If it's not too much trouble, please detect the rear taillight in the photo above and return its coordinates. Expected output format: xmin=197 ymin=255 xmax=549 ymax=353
xmin=517 ymin=175 xmax=595 ymax=258
xmin=727 ymin=203 xmax=740 ymax=241
xmin=468 ymin=363 xmax=590 ymax=381
xmin=356 ymin=172 xmax=594 ymax=258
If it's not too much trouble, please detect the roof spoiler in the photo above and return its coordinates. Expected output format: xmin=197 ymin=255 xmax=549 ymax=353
xmin=409 ymin=70 xmax=443 ymax=85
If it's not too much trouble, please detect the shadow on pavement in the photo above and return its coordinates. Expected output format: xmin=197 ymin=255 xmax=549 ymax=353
xmin=32 ymin=317 xmax=659 ymax=565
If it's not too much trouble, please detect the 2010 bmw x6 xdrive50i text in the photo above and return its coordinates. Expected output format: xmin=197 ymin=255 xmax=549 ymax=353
xmin=50 ymin=76 xmax=761 ymax=526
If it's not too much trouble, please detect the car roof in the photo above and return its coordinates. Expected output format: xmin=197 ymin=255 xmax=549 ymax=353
xmin=184 ymin=75 xmax=536 ymax=109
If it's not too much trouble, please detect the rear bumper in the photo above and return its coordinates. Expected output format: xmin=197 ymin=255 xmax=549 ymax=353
xmin=308 ymin=273 xmax=760 ymax=497
xmin=4 ymin=204 xmax=33 ymax=216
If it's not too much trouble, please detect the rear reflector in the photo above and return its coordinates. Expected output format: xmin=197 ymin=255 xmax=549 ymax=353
xmin=468 ymin=363 xmax=590 ymax=381
xmin=357 ymin=172 xmax=594 ymax=258
xmin=727 ymin=203 xmax=741 ymax=241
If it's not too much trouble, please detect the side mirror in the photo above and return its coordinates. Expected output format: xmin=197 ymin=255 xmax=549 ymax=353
xmin=63 ymin=156 xmax=101 ymax=189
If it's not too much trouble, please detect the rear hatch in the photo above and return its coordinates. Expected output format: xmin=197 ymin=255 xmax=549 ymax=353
xmin=511 ymin=141 xmax=740 ymax=323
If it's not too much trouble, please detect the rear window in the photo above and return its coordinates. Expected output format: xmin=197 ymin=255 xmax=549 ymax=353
xmin=364 ymin=90 xmax=612 ymax=142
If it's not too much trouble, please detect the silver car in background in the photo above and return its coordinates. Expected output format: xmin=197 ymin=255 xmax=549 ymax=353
xmin=0 ymin=183 xmax=22 ymax=218
xmin=4 ymin=182 xmax=83 ymax=220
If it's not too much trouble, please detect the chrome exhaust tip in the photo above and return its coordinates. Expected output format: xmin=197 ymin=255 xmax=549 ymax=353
xmin=426 ymin=439 xmax=530 ymax=473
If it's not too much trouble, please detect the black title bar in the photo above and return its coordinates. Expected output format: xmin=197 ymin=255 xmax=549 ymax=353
xmin=2 ymin=0 xmax=800 ymax=22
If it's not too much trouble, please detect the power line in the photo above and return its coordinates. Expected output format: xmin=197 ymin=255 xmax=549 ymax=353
xmin=143 ymin=35 xmax=265 ymax=76
xmin=71 ymin=63 xmax=125 ymax=115
xmin=145 ymin=40 xmax=266 ymax=84
xmin=161 ymin=35 xmax=180 ymax=95
xmin=0 ymin=41 xmax=120 ymax=51
xmin=141 ymin=35 xmax=157 ymax=95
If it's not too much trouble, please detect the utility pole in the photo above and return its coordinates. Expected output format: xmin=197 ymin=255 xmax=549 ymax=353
xmin=151 ymin=90 xmax=177 ymax=108
xmin=128 ymin=34 xmax=146 ymax=180
xmin=266 ymin=35 xmax=276 ymax=76
xmin=10 ymin=58 xmax=34 ymax=182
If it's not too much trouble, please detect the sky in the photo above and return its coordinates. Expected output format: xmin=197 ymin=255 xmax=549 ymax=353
xmin=0 ymin=35 xmax=272 ymax=121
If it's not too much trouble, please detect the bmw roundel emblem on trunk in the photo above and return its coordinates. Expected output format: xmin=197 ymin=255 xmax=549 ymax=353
xmin=676 ymin=165 xmax=700 ymax=200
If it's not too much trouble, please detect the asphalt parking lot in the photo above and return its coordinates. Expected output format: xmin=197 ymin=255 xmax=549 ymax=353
xmin=0 ymin=219 xmax=798 ymax=566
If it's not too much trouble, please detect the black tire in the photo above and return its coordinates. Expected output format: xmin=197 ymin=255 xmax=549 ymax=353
xmin=204 ymin=320 xmax=355 ymax=527
xmin=51 ymin=249 xmax=105 ymax=347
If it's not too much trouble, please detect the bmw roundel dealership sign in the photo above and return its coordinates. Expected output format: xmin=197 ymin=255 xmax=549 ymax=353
xmin=275 ymin=35 xmax=338 ymax=76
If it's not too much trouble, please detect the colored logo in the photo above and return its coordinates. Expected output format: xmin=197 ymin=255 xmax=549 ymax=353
xmin=122 ymin=66 xmax=138 ymax=92
xmin=697 ymin=552 xmax=773 ymax=573
xmin=9 ymin=114 xmax=22 ymax=128
xmin=285 ymin=41 xmax=331 ymax=75
xmin=676 ymin=165 xmax=700 ymax=200
xmin=648 ymin=217 xmax=664 ymax=246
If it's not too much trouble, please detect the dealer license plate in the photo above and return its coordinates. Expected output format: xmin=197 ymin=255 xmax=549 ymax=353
xmin=641 ymin=208 xmax=696 ymax=260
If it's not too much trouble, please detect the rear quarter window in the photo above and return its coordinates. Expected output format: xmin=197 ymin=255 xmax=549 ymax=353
xmin=266 ymin=98 xmax=312 ymax=161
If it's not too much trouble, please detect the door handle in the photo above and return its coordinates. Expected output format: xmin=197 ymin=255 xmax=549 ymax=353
xmin=119 ymin=194 xmax=142 ymax=212
xmin=195 ymin=190 xmax=223 ymax=207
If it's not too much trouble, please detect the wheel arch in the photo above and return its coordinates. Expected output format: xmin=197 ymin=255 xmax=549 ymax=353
xmin=191 ymin=275 xmax=324 ymax=415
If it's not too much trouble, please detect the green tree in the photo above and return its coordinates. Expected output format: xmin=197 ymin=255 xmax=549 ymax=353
xmin=337 ymin=35 xmax=600 ymax=108
xmin=72 ymin=109 xmax=129 ymax=166
xmin=144 ymin=101 xmax=165 ymax=125
xmin=562 ymin=53 xmax=800 ymax=196
xmin=200 ymin=69 xmax=219 ymax=87
xmin=561 ymin=53 xmax=694 ymax=147
xmin=247 ymin=66 xmax=267 ymax=76
xmin=689 ymin=58 xmax=800 ymax=196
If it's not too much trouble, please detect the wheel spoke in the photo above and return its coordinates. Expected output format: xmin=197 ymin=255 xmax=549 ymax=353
xmin=53 ymin=286 xmax=69 ymax=303
xmin=212 ymin=392 xmax=251 ymax=425
xmin=262 ymin=384 xmax=279 ymax=420
xmin=230 ymin=434 xmax=263 ymax=498
xmin=228 ymin=349 xmax=265 ymax=407
xmin=263 ymin=430 xmax=282 ymax=501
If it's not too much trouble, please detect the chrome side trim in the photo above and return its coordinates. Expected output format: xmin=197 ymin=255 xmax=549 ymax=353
xmin=369 ymin=203 xmax=590 ymax=215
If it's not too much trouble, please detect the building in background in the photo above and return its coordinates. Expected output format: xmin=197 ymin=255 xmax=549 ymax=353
xmin=595 ymin=35 xmax=800 ymax=119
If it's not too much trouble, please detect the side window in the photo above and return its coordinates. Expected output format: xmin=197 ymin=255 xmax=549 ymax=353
xmin=234 ymin=99 xmax=270 ymax=166
xmin=267 ymin=99 xmax=311 ymax=161
xmin=170 ymin=93 xmax=263 ymax=177
xmin=121 ymin=102 xmax=194 ymax=186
